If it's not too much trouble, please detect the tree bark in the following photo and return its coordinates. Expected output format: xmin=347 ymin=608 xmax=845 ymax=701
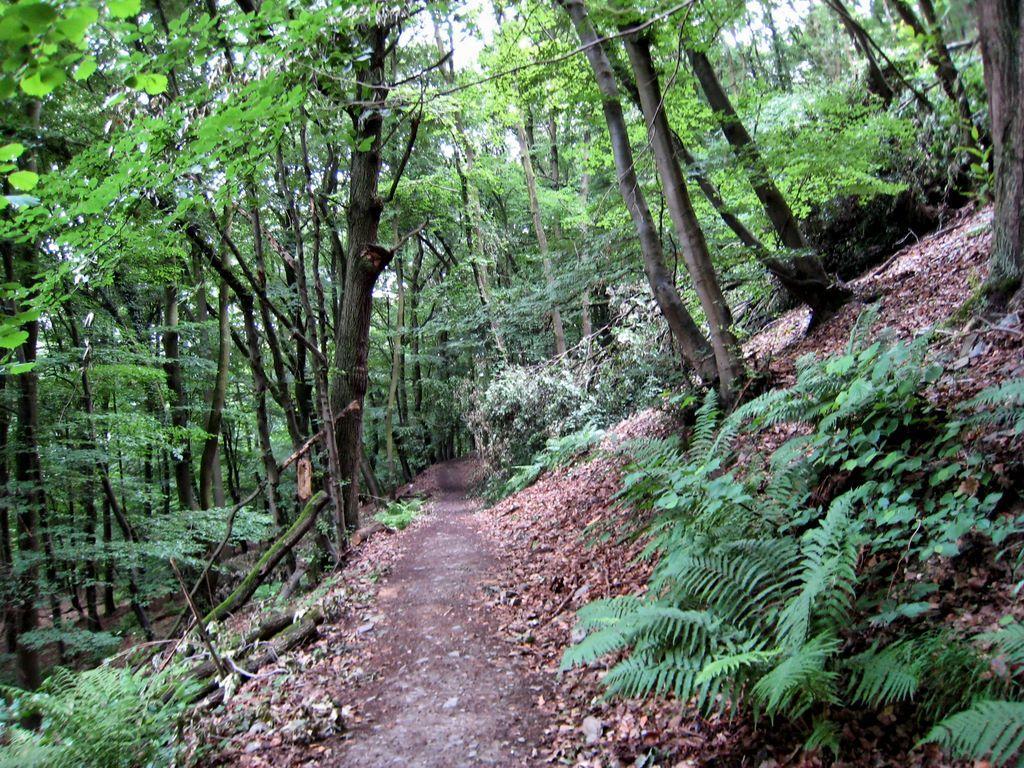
xmin=163 ymin=286 xmax=197 ymax=511
xmin=516 ymin=121 xmax=568 ymax=356
xmin=824 ymin=0 xmax=895 ymax=103
xmin=559 ymin=0 xmax=717 ymax=386
xmin=199 ymin=280 xmax=231 ymax=509
xmin=888 ymin=0 xmax=979 ymax=146
xmin=685 ymin=43 xmax=851 ymax=323
xmin=975 ymin=0 xmax=1024 ymax=304
xmin=333 ymin=23 xmax=402 ymax=536
xmin=685 ymin=46 xmax=807 ymax=249
xmin=385 ymin=256 xmax=405 ymax=486
xmin=625 ymin=33 xmax=745 ymax=402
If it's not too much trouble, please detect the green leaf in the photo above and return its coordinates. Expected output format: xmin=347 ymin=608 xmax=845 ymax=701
xmin=0 ymin=142 xmax=25 ymax=161
xmin=7 ymin=170 xmax=39 ymax=190
xmin=8 ymin=361 xmax=34 ymax=374
xmin=14 ymin=2 xmax=58 ymax=31
xmin=57 ymin=6 xmax=98 ymax=43
xmin=73 ymin=56 xmax=97 ymax=81
xmin=108 ymin=0 xmax=142 ymax=19
xmin=0 ymin=329 xmax=28 ymax=349
xmin=131 ymin=72 xmax=167 ymax=95
xmin=20 ymin=65 xmax=65 ymax=96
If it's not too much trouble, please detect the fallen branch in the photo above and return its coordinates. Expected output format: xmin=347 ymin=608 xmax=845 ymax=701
xmin=193 ymin=607 xmax=325 ymax=706
xmin=203 ymin=491 xmax=328 ymax=625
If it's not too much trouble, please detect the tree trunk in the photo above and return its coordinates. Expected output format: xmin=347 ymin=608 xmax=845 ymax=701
xmin=888 ymin=0 xmax=979 ymax=146
xmin=385 ymin=256 xmax=405 ymax=487
xmin=559 ymin=0 xmax=717 ymax=386
xmin=0 ymin=367 xmax=15 ymax=653
xmin=199 ymin=280 xmax=231 ymax=509
xmin=975 ymin=0 xmax=1024 ymax=304
xmin=824 ymin=0 xmax=895 ymax=103
xmin=625 ymin=33 xmax=745 ymax=402
xmin=82 ymin=490 xmax=102 ymax=632
xmin=686 ymin=43 xmax=851 ymax=323
xmin=686 ymin=46 xmax=807 ymax=249
xmin=2 ymin=101 xmax=44 ymax=688
xmin=516 ymin=121 xmax=568 ymax=357
xmin=163 ymin=286 xmax=196 ymax=511
xmin=333 ymin=23 xmax=399 ymax=536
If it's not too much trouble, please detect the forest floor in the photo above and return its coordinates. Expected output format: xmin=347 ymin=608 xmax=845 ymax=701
xmin=190 ymin=458 xmax=551 ymax=767
xmin=188 ymin=204 xmax=1024 ymax=767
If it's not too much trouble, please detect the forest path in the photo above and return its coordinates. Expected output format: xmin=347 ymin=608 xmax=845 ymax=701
xmin=334 ymin=457 xmax=545 ymax=767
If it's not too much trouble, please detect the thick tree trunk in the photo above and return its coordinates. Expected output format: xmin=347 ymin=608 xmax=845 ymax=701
xmin=560 ymin=0 xmax=717 ymax=386
xmin=625 ymin=34 xmax=745 ymax=402
xmin=163 ymin=286 xmax=197 ymax=511
xmin=12 ymin=312 xmax=43 ymax=689
xmin=975 ymin=0 xmax=1024 ymax=304
xmin=516 ymin=122 xmax=568 ymax=357
xmin=333 ymin=23 xmax=398 ymax=536
xmin=199 ymin=281 xmax=231 ymax=509
xmin=2 ymin=106 xmax=44 ymax=687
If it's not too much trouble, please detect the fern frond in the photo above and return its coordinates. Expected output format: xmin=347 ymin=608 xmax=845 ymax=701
xmin=688 ymin=389 xmax=721 ymax=460
xmin=923 ymin=700 xmax=1024 ymax=766
xmin=982 ymin=621 xmax=1024 ymax=666
xmin=776 ymin=496 xmax=861 ymax=648
xmin=962 ymin=379 xmax=1024 ymax=435
xmin=846 ymin=638 xmax=925 ymax=707
xmin=805 ymin=716 xmax=841 ymax=756
xmin=752 ymin=634 xmax=841 ymax=718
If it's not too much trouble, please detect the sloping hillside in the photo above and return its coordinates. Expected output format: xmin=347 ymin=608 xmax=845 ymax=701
xmin=476 ymin=205 xmax=1024 ymax=766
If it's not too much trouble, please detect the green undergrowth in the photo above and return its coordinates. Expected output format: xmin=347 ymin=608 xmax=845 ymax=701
xmin=563 ymin=318 xmax=1024 ymax=764
xmin=0 ymin=664 xmax=197 ymax=767
xmin=485 ymin=424 xmax=606 ymax=502
xmin=375 ymin=497 xmax=425 ymax=531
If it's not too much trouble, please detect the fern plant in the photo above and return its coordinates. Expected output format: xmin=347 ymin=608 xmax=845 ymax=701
xmin=0 ymin=664 xmax=197 ymax=768
xmin=565 ymin=325 xmax=1024 ymax=760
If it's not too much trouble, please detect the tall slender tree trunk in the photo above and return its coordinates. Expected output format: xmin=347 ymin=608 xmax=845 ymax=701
xmin=685 ymin=43 xmax=851 ymax=323
xmin=888 ymin=0 xmax=979 ymax=145
xmin=824 ymin=0 xmax=895 ymax=103
xmin=607 ymin=53 xmax=768 ymax=254
xmin=516 ymin=121 xmax=568 ymax=357
xmin=579 ymin=135 xmax=594 ymax=342
xmin=975 ymin=0 xmax=1024 ymax=304
xmin=686 ymin=46 xmax=806 ymax=249
xmin=559 ymin=0 xmax=717 ymax=386
xmin=385 ymin=256 xmax=405 ymax=486
xmin=69 ymin=319 xmax=154 ymax=640
xmin=199 ymin=281 xmax=231 ymax=509
xmin=163 ymin=286 xmax=196 ymax=511
xmin=102 ymin=495 xmax=115 ymax=616
xmin=625 ymin=34 xmax=745 ymax=402
xmin=82 ymin=489 xmax=102 ymax=632
xmin=3 ymin=101 xmax=44 ymax=689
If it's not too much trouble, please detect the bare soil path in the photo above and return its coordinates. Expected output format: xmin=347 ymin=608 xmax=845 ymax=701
xmin=334 ymin=457 xmax=546 ymax=766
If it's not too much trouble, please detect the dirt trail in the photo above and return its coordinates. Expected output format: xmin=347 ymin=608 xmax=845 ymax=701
xmin=335 ymin=458 xmax=545 ymax=767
